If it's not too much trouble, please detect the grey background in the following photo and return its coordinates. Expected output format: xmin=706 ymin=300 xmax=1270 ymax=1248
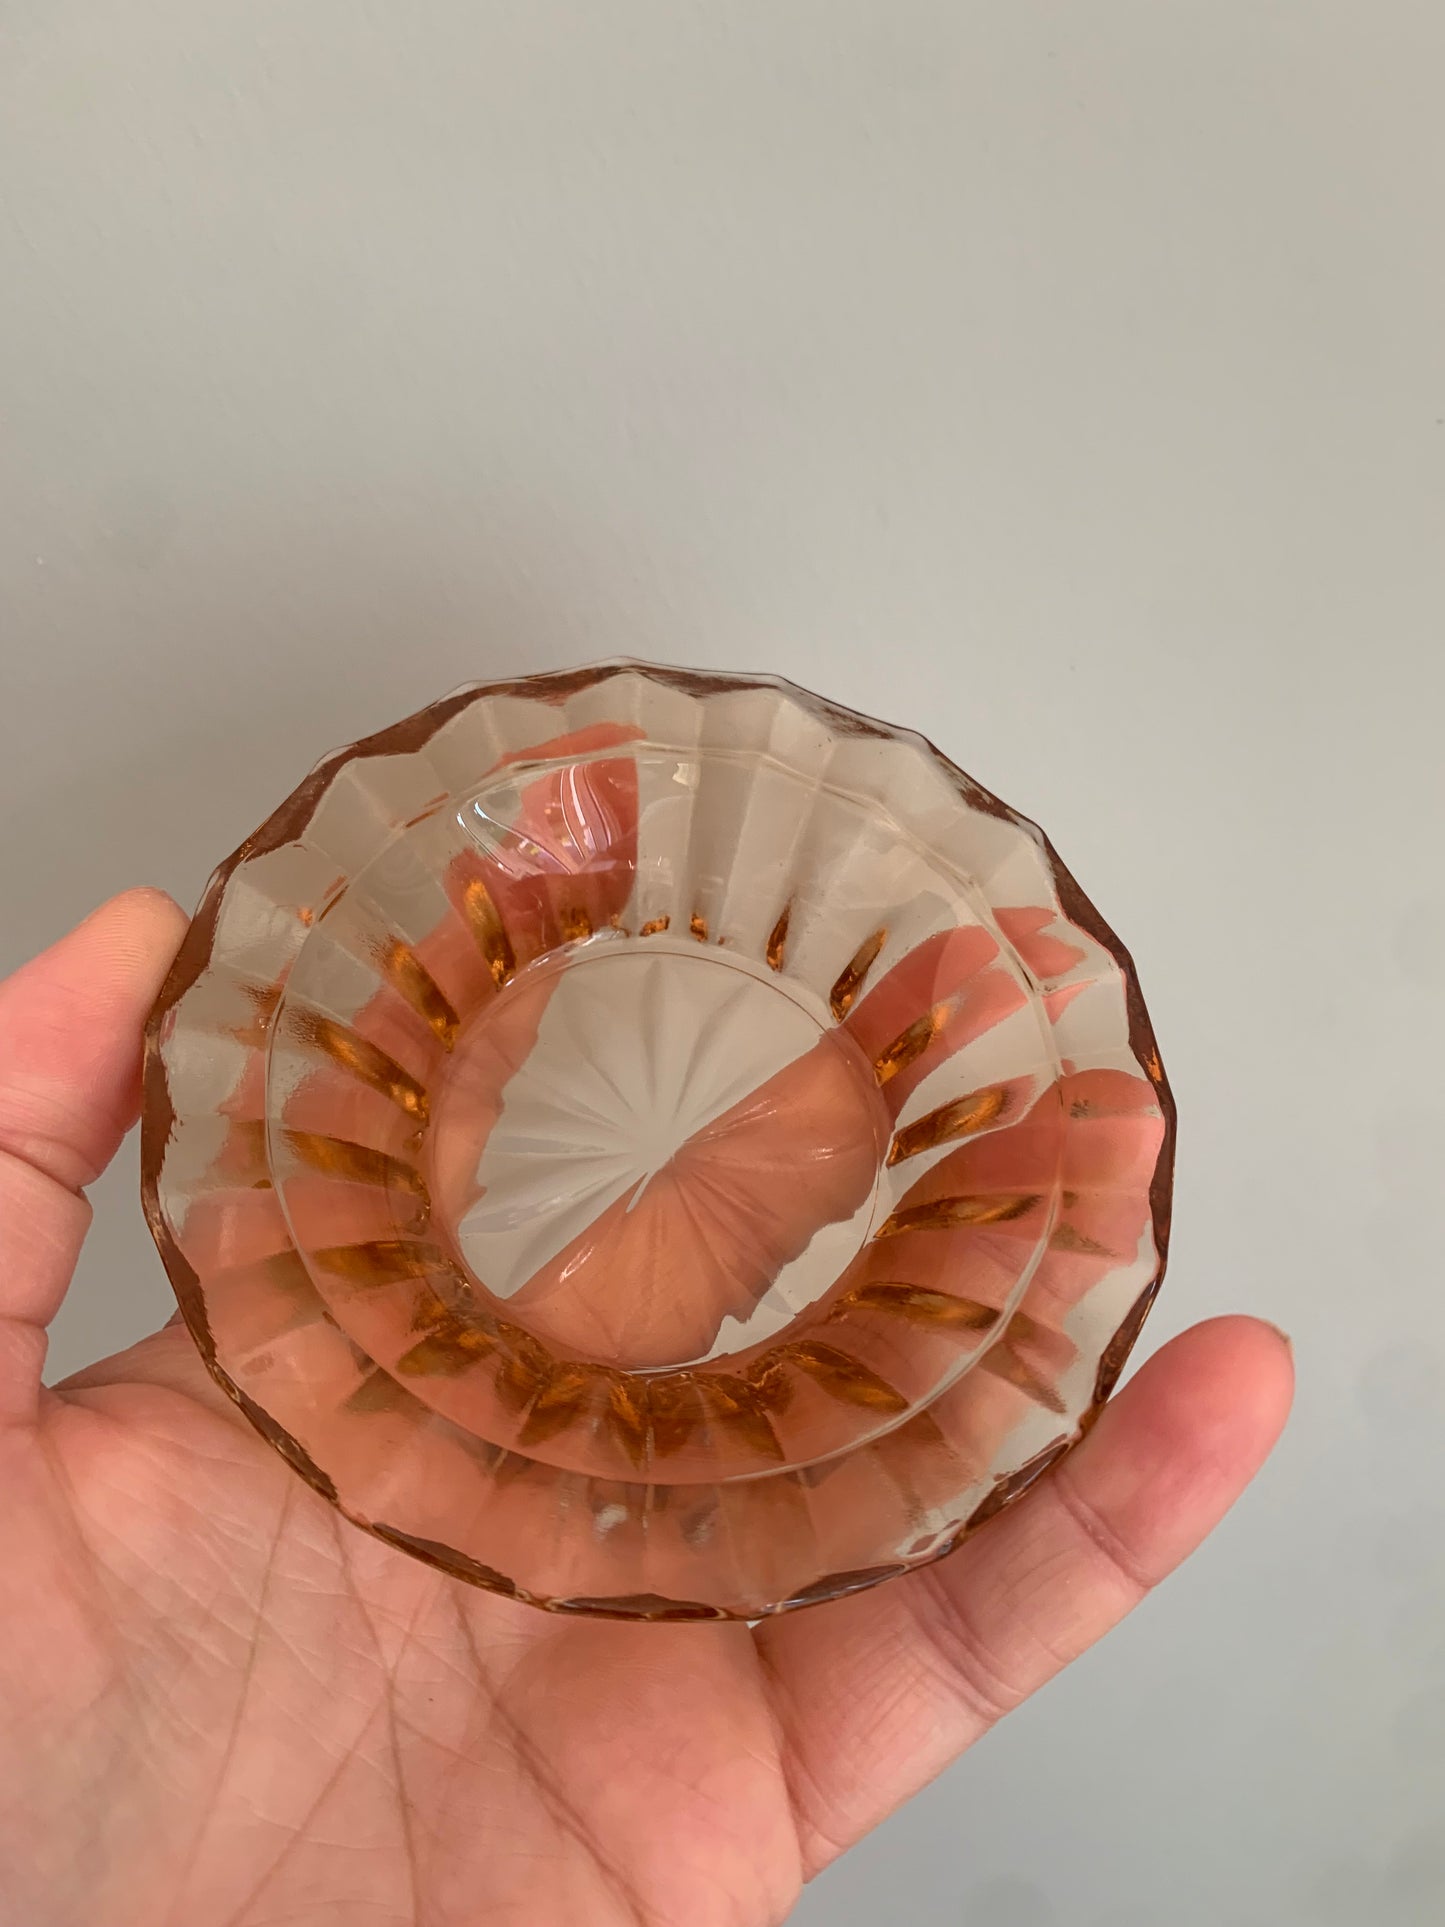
xmin=2 ymin=4 xmax=1442 ymax=1922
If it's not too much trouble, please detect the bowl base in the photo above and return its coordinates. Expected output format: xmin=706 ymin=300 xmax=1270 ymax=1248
xmin=428 ymin=933 xmax=890 ymax=1371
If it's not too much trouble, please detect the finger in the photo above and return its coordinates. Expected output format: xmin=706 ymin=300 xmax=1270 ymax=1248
xmin=0 ymin=889 xmax=187 ymax=1424
xmin=755 ymin=1315 xmax=1293 ymax=1874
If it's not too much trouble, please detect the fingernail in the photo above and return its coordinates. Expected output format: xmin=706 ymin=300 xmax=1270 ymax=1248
xmin=1264 ymin=1321 xmax=1292 ymax=1351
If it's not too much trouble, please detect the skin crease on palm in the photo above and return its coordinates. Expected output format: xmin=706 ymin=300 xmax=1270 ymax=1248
xmin=0 ymin=892 xmax=1292 ymax=1927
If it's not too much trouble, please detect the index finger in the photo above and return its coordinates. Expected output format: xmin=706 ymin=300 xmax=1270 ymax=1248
xmin=0 ymin=889 xmax=187 ymax=1424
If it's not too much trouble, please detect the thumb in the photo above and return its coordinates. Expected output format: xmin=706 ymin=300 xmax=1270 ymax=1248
xmin=0 ymin=890 xmax=188 ymax=1426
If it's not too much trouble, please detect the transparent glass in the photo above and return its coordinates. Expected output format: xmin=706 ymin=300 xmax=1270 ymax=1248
xmin=142 ymin=663 xmax=1174 ymax=1619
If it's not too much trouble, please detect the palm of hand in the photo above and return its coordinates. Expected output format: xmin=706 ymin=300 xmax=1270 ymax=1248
xmin=0 ymin=895 xmax=1291 ymax=1927
xmin=11 ymin=1331 xmax=797 ymax=1927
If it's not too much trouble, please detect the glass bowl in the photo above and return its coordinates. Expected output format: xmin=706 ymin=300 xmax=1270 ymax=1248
xmin=142 ymin=663 xmax=1174 ymax=1620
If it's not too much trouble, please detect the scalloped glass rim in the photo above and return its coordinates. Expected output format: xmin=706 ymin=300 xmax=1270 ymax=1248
xmin=141 ymin=661 xmax=1176 ymax=1621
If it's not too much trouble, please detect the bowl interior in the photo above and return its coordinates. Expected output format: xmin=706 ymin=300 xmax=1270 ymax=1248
xmin=145 ymin=666 xmax=1172 ymax=1618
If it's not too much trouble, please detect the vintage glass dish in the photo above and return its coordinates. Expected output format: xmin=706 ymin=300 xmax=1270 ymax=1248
xmin=142 ymin=663 xmax=1175 ymax=1620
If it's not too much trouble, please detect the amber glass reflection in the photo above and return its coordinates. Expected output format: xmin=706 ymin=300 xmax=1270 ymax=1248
xmin=143 ymin=664 xmax=1174 ymax=1619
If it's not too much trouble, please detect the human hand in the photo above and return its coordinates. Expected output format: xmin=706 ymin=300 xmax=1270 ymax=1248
xmin=0 ymin=891 xmax=1292 ymax=1927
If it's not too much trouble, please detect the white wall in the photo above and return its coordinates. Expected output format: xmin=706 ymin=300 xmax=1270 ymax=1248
xmin=3 ymin=5 xmax=1441 ymax=1921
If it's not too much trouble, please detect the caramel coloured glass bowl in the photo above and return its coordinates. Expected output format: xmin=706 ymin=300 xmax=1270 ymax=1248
xmin=142 ymin=663 xmax=1175 ymax=1620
